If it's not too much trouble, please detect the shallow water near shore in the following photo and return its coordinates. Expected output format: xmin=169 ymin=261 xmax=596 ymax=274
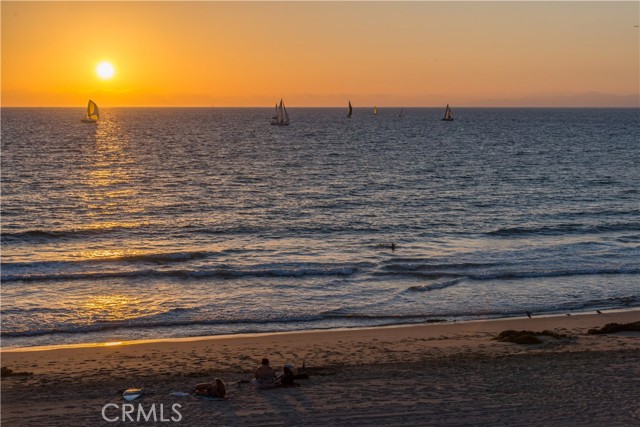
xmin=2 ymin=107 xmax=639 ymax=347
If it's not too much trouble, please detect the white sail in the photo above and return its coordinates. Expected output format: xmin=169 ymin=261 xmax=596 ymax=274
xmin=282 ymin=100 xmax=289 ymax=124
xmin=270 ymin=98 xmax=290 ymax=126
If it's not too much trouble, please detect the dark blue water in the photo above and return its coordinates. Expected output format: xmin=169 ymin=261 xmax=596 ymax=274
xmin=2 ymin=107 xmax=639 ymax=348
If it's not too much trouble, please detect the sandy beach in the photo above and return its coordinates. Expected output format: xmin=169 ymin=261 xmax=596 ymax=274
xmin=2 ymin=310 xmax=639 ymax=426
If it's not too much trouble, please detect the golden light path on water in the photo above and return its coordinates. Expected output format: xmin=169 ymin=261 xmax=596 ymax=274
xmin=82 ymin=295 xmax=146 ymax=322
xmin=71 ymin=115 xmax=166 ymax=325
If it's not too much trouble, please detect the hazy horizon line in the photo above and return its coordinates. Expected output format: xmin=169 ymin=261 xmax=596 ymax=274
xmin=2 ymin=91 xmax=638 ymax=109
xmin=3 ymin=105 xmax=639 ymax=109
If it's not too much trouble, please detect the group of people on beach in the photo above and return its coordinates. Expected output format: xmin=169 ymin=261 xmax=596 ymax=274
xmin=253 ymin=358 xmax=297 ymax=388
xmin=193 ymin=358 xmax=298 ymax=398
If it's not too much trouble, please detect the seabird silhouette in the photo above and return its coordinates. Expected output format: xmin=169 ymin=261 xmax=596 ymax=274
xmin=566 ymin=313 xmax=571 ymax=316
xmin=526 ymin=311 xmax=532 ymax=319
xmin=597 ymin=310 xmax=602 ymax=314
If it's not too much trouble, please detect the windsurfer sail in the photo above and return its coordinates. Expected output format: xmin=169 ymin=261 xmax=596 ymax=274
xmin=81 ymin=100 xmax=99 ymax=123
xmin=442 ymin=104 xmax=454 ymax=122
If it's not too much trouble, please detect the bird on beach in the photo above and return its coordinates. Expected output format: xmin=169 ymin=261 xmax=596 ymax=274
xmin=597 ymin=310 xmax=603 ymax=314
xmin=566 ymin=313 xmax=571 ymax=316
xmin=526 ymin=311 xmax=532 ymax=319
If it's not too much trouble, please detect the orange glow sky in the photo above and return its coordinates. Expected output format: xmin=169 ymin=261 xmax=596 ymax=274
xmin=2 ymin=1 xmax=638 ymax=107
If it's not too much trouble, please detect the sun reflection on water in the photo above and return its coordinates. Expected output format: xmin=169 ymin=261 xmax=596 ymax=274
xmin=75 ymin=110 xmax=148 ymax=234
xmin=77 ymin=249 xmax=132 ymax=260
xmin=83 ymin=295 xmax=145 ymax=322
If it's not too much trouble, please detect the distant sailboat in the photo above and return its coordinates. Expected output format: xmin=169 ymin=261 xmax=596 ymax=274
xmin=270 ymin=99 xmax=290 ymax=126
xmin=442 ymin=104 xmax=454 ymax=122
xmin=398 ymin=107 xmax=404 ymax=118
xmin=347 ymin=101 xmax=353 ymax=118
xmin=81 ymin=100 xmax=99 ymax=123
xmin=373 ymin=105 xmax=378 ymax=116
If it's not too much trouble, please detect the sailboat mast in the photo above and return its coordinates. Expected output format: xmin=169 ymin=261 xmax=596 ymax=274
xmin=282 ymin=100 xmax=289 ymax=124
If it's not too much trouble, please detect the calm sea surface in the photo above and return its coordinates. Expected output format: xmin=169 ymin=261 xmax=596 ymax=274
xmin=2 ymin=107 xmax=639 ymax=348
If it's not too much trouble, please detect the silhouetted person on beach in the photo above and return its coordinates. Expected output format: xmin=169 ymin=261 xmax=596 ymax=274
xmin=278 ymin=364 xmax=297 ymax=387
xmin=251 ymin=358 xmax=278 ymax=389
xmin=194 ymin=378 xmax=227 ymax=398
xmin=255 ymin=358 xmax=276 ymax=383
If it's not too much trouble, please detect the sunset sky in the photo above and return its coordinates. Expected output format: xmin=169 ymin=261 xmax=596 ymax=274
xmin=2 ymin=1 xmax=638 ymax=107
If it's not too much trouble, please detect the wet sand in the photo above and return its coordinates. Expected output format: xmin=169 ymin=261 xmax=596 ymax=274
xmin=2 ymin=310 xmax=639 ymax=426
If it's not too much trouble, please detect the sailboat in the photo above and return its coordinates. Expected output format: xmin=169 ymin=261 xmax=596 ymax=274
xmin=81 ymin=100 xmax=99 ymax=123
xmin=398 ymin=107 xmax=404 ymax=118
xmin=270 ymin=99 xmax=290 ymax=126
xmin=441 ymin=104 xmax=454 ymax=122
xmin=373 ymin=105 xmax=378 ymax=116
xmin=347 ymin=101 xmax=353 ymax=118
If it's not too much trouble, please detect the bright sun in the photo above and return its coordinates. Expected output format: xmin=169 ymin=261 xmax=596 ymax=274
xmin=96 ymin=61 xmax=115 ymax=79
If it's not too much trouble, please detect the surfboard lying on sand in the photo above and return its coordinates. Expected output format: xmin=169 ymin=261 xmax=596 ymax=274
xmin=123 ymin=388 xmax=144 ymax=401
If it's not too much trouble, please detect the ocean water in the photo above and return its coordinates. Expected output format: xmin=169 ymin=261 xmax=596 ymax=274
xmin=1 ymin=107 xmax=639 ymax=348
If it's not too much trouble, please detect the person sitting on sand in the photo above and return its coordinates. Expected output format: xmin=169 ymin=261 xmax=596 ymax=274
xmin=254 ymin=358 xmax=276 ymax=386
xmin=277 ymin=364 xmax=297 ymax=387
xmin=193 ymin=378 xmax=227 ymax=398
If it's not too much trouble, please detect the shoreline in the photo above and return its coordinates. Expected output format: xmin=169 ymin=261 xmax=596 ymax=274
xmin=2 ymin=310 xmax=638 ymax=370
xmin=2 ymin=310 xmax=638 ymax=426
xmin=3 ymin=307 xmax=638 ymax=353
